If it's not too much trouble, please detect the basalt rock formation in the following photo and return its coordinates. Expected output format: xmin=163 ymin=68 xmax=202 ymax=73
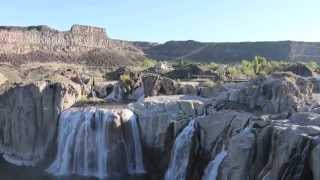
xmin=129 ymin=95 xmax=207 ymax=179
xmin=215 ymin=72 xmax=313 ymax=114
xmin=0 ymin=80 xmax=80 ymax=166
xmin=0 ymin=25 xmax=144 ymax=66
xmin=127 ymin=71 xmax=320 ymax=180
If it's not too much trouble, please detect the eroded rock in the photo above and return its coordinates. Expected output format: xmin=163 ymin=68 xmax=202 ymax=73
xmin=218 ymin=72 xmax=313 ymax=114
xmin=142 ymin=73 xmax=179 ymax=97
xmin=129 ymin=95 xmax=208 ymax=177
xmin=0 ymin=80 xmax=80 ymax=166
xmin=284 ymin=63 xmax=314 ymax=77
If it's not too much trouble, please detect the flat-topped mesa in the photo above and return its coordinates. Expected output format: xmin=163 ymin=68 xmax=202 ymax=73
xmin=0 ymin=24 xmax=113 ymax=54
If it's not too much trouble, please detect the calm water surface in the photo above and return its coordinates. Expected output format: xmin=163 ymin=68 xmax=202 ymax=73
xmin=0 ymin=160 xmax=147 ymax=180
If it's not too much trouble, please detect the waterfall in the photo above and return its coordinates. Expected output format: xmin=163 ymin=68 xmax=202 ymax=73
xmin=122 ymin=109 xmax=145 ymax=174
xmin=202 ymin=149 xmax=227 ymax=180
xmin=128 ymin=86 xmax=144 ymax=101
xmin=106 ymin=83 xmax=124 ymax=102
xmin=46 ymin=107 xmax=145 ymax=178
xmin=165 ymin=120 xmax=197 ymax=180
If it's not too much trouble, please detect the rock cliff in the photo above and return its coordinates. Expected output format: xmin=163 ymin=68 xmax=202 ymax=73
xmin=0 ymin=80 xmax=80 ymax=166
xmin=0 ymin=25 xmax=144 ymax=66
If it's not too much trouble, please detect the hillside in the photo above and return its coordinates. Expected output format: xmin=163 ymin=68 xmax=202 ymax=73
xmin=138 ymin=40 xmax=320 ymax=63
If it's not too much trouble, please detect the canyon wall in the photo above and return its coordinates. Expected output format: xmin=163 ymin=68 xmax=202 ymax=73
xmin=0 ymin=25 xmax=109 ymax=54
xmin=0 ymin=25 xmax=144 ymax=65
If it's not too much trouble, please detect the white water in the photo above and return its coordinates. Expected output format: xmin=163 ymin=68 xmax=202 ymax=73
xmin=128 ymin=86 xmax=144 ymax=101
xmin=46 ymin=107 xmax=144 ymax=178
xmin=122 ymin=109 xmax=145 ymax=174
xmin=202 ymin=149 xmax=228 ymax=180
xmin=106 ymin=83 xmax=124 ymax=102
xmin=165 ymin=120 xmax=197 ymax=180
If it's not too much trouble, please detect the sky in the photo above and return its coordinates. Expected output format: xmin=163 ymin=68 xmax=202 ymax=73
xmin=1 ymin=0 xmax=319 ymax=43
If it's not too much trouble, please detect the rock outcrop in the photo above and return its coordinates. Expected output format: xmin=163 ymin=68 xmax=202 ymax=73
xmin=216 ymin=72 xmax=313 ymax=114
xmin=0 ymin=80 xmax=80 ymax=166
xmin=284 ymin=63 xmax=314 ymax=77
xmin=196 ymin=109 xmax=318 ymax=180
xmin=129 ymin=95 xmax=208 ymax=178
xmin=142 ymin=74 xmax=179 ymax=97
xmin=0 ymin=25 xmax=144 ymax=66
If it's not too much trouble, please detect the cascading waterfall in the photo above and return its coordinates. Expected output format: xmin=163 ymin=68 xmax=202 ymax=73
xmin=202 ymin=148 xmax=228 ymax=180
xmin=164 ymin=120 xmax=197 ymax=180
xmin=46 ymin=107 xmax=145 ymax=178
xmin=106 ymin=83 xmax=124 ymax=102
xmin=122 ymin=109 xmax=145 ymax=174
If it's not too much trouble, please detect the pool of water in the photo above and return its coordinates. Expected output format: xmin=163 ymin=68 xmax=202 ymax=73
xmin=0 ymin=160 xmax=147 ymax=180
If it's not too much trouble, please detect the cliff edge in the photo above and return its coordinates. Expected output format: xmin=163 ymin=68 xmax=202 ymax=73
xmin=0 ymin=25 xmax=144 ymax=66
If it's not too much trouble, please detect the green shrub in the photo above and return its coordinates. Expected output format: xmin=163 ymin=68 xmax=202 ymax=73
xmin=306 ymin=61 xmax=319 ymax=71
xmin=240 ymin=60 xmax=255 ymax=76
xmin=120 ymin=74 xmax=131 ymax=93
xmin=206 ymin=62 xmax=220 ymax=71
xmin=226 ymin=65 xmax=242 ymax=78
xmin=238 ymin=56 xmax=283 ymax=77
xmin=141 ymin=58 xmax=157 ymax=69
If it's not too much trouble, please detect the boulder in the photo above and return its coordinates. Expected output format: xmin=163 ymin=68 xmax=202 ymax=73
xmin=92 ymin=81 xmax=116 ymax=98
xmin=142 ymin=73 xmax=179 ymax=97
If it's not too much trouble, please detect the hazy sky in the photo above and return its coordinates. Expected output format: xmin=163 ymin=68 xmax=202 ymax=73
xmin=1 ymin=0 xmax=319 ymax=43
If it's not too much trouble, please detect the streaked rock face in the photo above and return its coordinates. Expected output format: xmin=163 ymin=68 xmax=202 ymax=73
xmin=131 ymin=73 xmax=320 ymax=180
xmin=46 ymin=107 xmax=145 ymax=178
xmin=0 ymin=81 xmax=79 ymax=166
xmin=217 ymin=72 xmax=313 ymax=114
xmin=129 ymin=95 xmax=207 ymax=177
